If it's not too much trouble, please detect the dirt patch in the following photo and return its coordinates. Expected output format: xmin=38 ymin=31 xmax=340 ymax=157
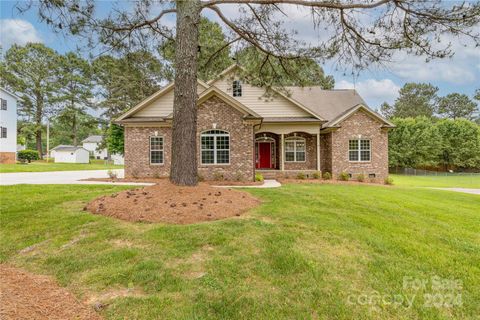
xmin=86 ymin=287 xmax=146 ymax=309
xmin=0 ymin=264 xmax=101 ymax=320
xmin=278 ymin=178 xmax=389 ymax=186
xmin=85 ymin=180 xmax=260 ymax=224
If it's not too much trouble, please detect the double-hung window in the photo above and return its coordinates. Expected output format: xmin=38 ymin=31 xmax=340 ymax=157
xmin=285 ymin=137 xmax=306 ymax=162
xmin=201 ymin=130 xmax=230 ymax=164
xmin=0 ymin=127 xmax=6 ymax=138
xmin=349 ymin=139 xmax=371 ymax=162
xmin=150 ymin=136 xmax=164 ymax=164
xmin=0 ymin=98 xmax=7 ymax=110
xmin=232 ymin=80 xmax=242 ymax=97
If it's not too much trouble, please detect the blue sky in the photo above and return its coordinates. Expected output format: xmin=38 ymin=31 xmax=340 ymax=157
xmin=1 ymin=0 xmax=479 ymax=109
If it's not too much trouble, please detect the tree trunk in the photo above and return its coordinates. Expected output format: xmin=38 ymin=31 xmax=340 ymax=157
xmin=72 ymin=111 xmax=77 ymax=146
xmin=170 ymin=0 xmax=201 ymax=186
xmin=36 ymin=130 xmax=42 ymax=160
xmin=35 ymin=95 xmax=44 ymax=159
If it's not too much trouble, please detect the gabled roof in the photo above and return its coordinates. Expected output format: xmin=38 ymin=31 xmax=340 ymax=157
xmin=51 ymin=145 xmax=88 ymax=152
xmin=116 ymin=79 xmax=210 ymax=121
xmin=208 ymin=64 xmax=326 ymax=121
xmin=323 ymin=104 xmax=395 ymax=128
xmin=286 ymin=87 xmax=367 ymax=121
xmin=0 ymin=87 xmax=20 ymax=100
xmin=81 ymin=135 xmax=103 ymax=143
xmin=198 ymin=86 xmax=262 ymax=119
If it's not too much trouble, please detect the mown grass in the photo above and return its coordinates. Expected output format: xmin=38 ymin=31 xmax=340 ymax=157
xmin=390 ymin=174 xmax=480 ymax=188
xmin=0 ymin=183 xmax=479 ymax=319
xmin=0 ymin=159 xmax=123 ymax=173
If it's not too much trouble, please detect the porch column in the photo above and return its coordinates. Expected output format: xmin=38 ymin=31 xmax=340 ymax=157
xmin=280 ymin=133 xmax=284 ymax=171
xmin=316 ymin=133 xmax=321 ymax=172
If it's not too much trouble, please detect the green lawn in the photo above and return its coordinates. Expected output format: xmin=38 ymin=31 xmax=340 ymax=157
xmin=0 ymin=159 xmax=123 ymax=173
xmin=1 ymin=183 xmax=479 ymax=319
xmin=390 ymin=174 xmax=480 ymax=188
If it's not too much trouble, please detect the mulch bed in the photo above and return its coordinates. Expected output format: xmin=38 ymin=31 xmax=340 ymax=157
xmin=85 ymin=180 xmax=260 ymax=224
xmin=83 ymin=177 xmax=263 ymax=186
xmin=0 ymin=264 xmax=102 ymax=320
xmin=278 ymin=178 xmax=389 ymax=186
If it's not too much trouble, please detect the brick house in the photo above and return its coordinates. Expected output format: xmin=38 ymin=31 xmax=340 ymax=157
xmin=116 ymin=65 xmax=394 ymax=181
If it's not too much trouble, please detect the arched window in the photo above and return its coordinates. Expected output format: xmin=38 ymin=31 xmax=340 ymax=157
xmin=232 ymin=80 xmax=242 ymax=97
xmin=285 ymin=136 xmax=306 ymax=162
xmin=201 ymin=130 xmax=230 ymax=164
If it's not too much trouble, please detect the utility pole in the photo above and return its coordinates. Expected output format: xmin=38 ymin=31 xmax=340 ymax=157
xmin=46 ymin=119 xmax=50 ymax=163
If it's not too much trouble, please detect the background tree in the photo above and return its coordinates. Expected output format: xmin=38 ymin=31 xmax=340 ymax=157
xmin=382 ymin=83 xmax=439 ymax=119
xmin=0 ymin=43 xmax=61 ymax=158
xmin=388 ymin=117 xmax=441 ymax=169
xmin=160 ymin=17 xmax=232 ymax=82
xmin=437 ymin=93 xmax=478 ymax=120
xmin=436 ymin=119 xmax=480 ymax=170
xmin=106 ymin=124 xmax=125 ymax=156
xmin=26 ymin=0 xmax=480 ymax=184
xmin=55 ymin=52 xmax=94 ymax=145
xmin=50 ymin=110 xmax=99 ymax=147
xmin=93 ymin=51 xmax=164 ymax=120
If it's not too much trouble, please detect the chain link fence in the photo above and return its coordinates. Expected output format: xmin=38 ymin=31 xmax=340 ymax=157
xmin=390 ymin=167 xmax=480 ymax=176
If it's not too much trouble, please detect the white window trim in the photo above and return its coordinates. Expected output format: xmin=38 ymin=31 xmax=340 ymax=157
xmin=200 ymin=130 xmax=230 ymax=165
xmin=284 ymin=136 xmax=306 ymax=163
xmin=348 ymin=138 xmax=371 ymax=162
xmin=149 ymin=135 xmax=164 ymax=165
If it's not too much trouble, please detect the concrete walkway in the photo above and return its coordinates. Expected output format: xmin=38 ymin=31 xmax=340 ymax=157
xmin=433 ymin=188 xmax=480 ymax=195
xmin=215 ymin=179 xmax=282 ymax=188
xmin=0 ymin=169 xmax=153 ymax=186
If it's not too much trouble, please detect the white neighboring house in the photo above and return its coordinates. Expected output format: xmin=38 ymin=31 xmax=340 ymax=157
xmin=51 ymin=145 xmax=90 ymax=163
xmin=82 ymin=134 xmax=124 ymax=165
xmin=0 ymin=88 xmax=19 ymax=164
xmin=82 ymin=135 xmax=108 ymax=160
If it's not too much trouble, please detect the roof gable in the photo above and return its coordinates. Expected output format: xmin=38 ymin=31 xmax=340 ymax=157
xmin=208 ymin=64 xmax=325 ymax=120
xmin=198 ymin=86 xmax=261 ymax=118
xmin=323 ymin=104 xmax=395 ymax=128
xmin=117 ymin=80 xmax=209 ymax=121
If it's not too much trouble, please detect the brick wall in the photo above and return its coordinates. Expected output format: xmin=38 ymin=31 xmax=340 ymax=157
xmin=329 ymin=110 xmax=389 ymax=181
xmin=320 ymin=133 xmax=332 ymax=174
xmin=197 ymin=96 xmax=254 ymax=181
xmin=283 ymin=132 xmax=318 ymax=170
xmin=0 ymin=152 xmax=16 ymax=164
xmin=124 ymin=126 xmax=172 ymax=178
xmin=124 ymin=95 xmax=255 ymax=181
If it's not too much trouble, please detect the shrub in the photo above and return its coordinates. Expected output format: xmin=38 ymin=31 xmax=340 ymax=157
xmin=255 ymin=173 xmax=264 ymax=182
xmin=384 ymin=176 xmax=394 ymax=185
xmin=312 ymin=171 xmax=321 ymax=179
xmin=356 ymin=173 xmax=365 ymax=182
xmin=107 ymin=169 xmax=118 ymax=180
xmin=213 ymin=172 xmax=224 ymax=181
xmin=17 ymin=149 xmax=39 ymax=163
xmin=322 ymin=172 xmax=332 ymax=180
xmin=296 ymin=172 xmax=306 ymax=180
xmin=339 ymin=172 xmax=350 ymax=181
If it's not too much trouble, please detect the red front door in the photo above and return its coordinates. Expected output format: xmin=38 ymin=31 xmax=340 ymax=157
xmin=257 ymin=142 xmax=272 ymax=169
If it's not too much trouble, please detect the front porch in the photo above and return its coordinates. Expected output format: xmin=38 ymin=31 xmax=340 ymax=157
xmin=254 ymin=130 xmax=321 ymax=178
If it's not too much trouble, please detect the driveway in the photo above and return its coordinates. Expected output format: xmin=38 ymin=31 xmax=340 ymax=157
xmin=0 ymin=169 xmax=153 ymax=186
xmin=433 ymin=188 xmax=480 ymax=195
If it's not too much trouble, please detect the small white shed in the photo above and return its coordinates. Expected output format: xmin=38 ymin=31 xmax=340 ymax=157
xmin=51 ymin=146 xmax=90 ymax=163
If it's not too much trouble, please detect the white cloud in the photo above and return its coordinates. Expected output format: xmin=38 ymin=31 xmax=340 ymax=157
xmin=336 ymin=78 xmax=401 ymax=107
xmin=0 ymin=19 xmax=43 ymax=49
xmin=389 ymin=31 xmax=480 ymax=85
